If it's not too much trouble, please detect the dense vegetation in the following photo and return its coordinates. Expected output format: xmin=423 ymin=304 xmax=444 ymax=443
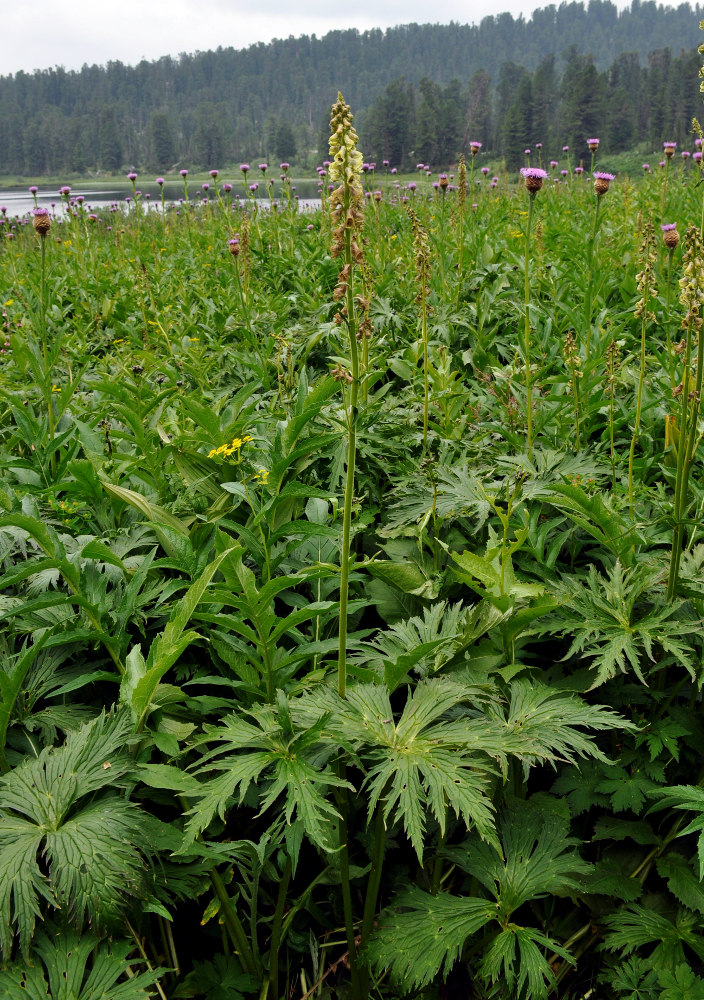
xmin=1 ymin=0 xmax=704 ymax=175
xmin=5 ymin=92 xmax=704 ymax=998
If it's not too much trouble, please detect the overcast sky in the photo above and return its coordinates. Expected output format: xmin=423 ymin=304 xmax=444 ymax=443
xmin=1 ymin=0 xmax=638 ymax=77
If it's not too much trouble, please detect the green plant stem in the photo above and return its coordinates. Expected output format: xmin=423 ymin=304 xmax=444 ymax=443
xmin=584 ymin=196 xmax=602 ymax=360
xmin=523 ymin=194 xmax=535 ymax=456
xmin=267 ymin=857 xmax=292 ymax=1000
xmin=211 ymin=867 xmax=259 ymax=977
xmin=667 ymin=318 xmax=694 ymax=601
xmin=627 ymin=309 xmax=648 ymax=516
xmin=337 ymin=228 xmax=359 ymax=700
xmin=665 ymin=249 xmax=676 ymax=388
xmin=421 ymin=277 xmax=429 ymax=450
xmin=361 ymin=807 xmax=387 ymax=947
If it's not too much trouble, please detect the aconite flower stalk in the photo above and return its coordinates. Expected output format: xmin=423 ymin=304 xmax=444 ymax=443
xmin=409 ymin=208 xmax=432 ymax=448
xmin=329 ymin=92 xmax=364 ymax=700
xmin=328 ymin=94 xmax=366 ymax=999
xmin=628 ymin=221 xmax=657 ymax=515
xmin=662 ymin=223 xmax=680 ymax=384
xmin=520 ymin=167 xmax=547 ymax=455
xmin=667 ymin=226 xmax=704 ymax=601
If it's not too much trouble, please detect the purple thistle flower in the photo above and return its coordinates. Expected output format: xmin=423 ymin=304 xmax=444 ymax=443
xmin=481 ymin=166 xmax=490 ymax=175
xmin=469 ymin=141 xmax=482 ymax=153
xmin=550 ymin=160 xmax=558 ymax=168
xmin=202 ymin=183 xmax=209 ymax=191
xmin=240 ymin=164 xmax=250 ymax=174
xmin=28 ymin=185 xmax=38 ymax=194
xmin=661 ymin=223 xmax=677 ymax=231
xmin=659 ymin=160 xmax=666 ymax=168
xmin=682 ymin=151 xmax=691 ymax=159
xmin=223 ymin=183 xmax=232 ymax=192
xmin=520 ymin=166 xmax=548 ymax=194
xmin=695 ymin=152 xmax=703 ymax=162
xmin=383 ymin=159 xmax=389 ymax=167
xmin=416 ymin=163 xmax=424 ymax=170
xmin=209 ymin=169 xmax=219 ymax=178
xmin=562 ymin=145 xmax=569 ymax=152
xmin=249 ymin=182 xmax=258 ymax=192
xmin=59 ymin=186 xmax=71 ymax=196
xmin=574 ymin=166 xmax=584 ymax=175
xmin=408 ymin=181 xmax=417 ymax=191
xmin=180 ymin=169 xmax=188 ymax=177
xmin=524 ymin=148 xmax=531 ymax=155
xmin=561 ymin=169 xmax=568 ymax=176
xmin=280 ymin=162 xmax=289 ymax=171
xmin=535 ymin=142 xmax=542 ymax=149
xmin=127 ymin=172 xmax=138 ymax=181
xmin=587 ymin=138 xmax=600 ymax=150
xmin=391 ymin=167 xmax=397 ymax=174
xmin=156 ymin=177 xmax=164 ymax=185
xmin=258 ymin=163 xmax=268 ymax=172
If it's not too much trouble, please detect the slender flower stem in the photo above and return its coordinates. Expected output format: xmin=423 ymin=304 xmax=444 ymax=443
xmin=584 ymin=196 xmax=602 ymax=360
xmin=523 ymin=194 xmax=536 ymax=455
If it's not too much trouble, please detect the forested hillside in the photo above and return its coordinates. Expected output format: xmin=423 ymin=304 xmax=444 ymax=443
xmin=1 ymin=0 xmax=703 ymax=174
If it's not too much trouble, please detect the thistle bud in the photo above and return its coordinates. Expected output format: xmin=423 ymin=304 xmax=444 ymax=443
xmin=520 ymin=167 xmax=547 ymax=195
xmin=32 ymin=208 xmax=51 ymax=237
xmin=661 ymin=223 xmax=680 ymax=250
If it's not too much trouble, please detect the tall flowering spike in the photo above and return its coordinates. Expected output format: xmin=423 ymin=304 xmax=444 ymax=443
xmin=457 ymin=153 xmax=467 ymax=208
xmin=679 ymin=226 xmax=704 ymax=331
xmin=328 ymin=93 xmax=364 ymax=262
xmin=634 ymin=221 xmax=658 ymax=321
xmin=408 ymin=207 xmax=431 ymax=304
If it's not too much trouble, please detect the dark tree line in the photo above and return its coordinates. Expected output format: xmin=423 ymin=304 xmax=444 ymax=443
xmin=360 ymin=46 xmax=702 ymax=169
xmin=0 ymin=0 xmax=702 ymax=175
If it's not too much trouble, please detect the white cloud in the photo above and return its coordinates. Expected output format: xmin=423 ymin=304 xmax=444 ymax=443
xmin=0 ymin=0 xmax=635 ymax=76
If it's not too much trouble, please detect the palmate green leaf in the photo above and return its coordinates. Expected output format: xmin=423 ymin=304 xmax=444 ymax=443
xmin=479 ymin=926 xmax=573 ymax=1000
xmin=366 ymin=886 xmax=496 ymax=989
xmin=341 ymin=680 xmax=500 ymax=858
xmin=183 ymin=698 xmax=348 ymax=851
xmin=368 ymin=799 xmax=582 ymax=996
xmin=650 ymin=786 xmax=704 ymax=878
xmin=0 ymin=927 xmax=160 ymax=1000
xmin=602 ymin=905 xmax=704 ymax=970
xmin=444 ymin=797 xmax=590 ymax=918
xmin=657 ymin=854 xmax=704 ymax=915
xmin=0 ymin=712 xmax=150 ymax=957
xmin=543 ymin=562 xmax=701 ymax=688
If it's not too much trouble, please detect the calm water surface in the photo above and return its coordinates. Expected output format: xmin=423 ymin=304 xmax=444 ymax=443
xmin=0 ymin=183 xmax=322 ymax=220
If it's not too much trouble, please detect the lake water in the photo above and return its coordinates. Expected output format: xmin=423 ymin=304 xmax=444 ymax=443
xmin=0 ymin=182 xmax=322 ymax=219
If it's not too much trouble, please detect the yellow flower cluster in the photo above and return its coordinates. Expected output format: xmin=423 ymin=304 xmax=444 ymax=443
xmin=208 ymin=434 xmax=252 ymax=459
xmin=254 ymin=468 xmax=269 ymax=483
xmin=328 ymin=93 xmax=363 ymax=186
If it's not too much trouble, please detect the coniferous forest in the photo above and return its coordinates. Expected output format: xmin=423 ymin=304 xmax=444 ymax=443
xmin=1 ymin=0 xmax=704 ymax=175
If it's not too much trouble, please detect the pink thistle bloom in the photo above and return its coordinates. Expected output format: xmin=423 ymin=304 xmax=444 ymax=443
xmin=391 ymin=167 xmax=397 ymax=174
xmin=223 ymin=183 xmax=233 ymax=192
xmin=240 ymin=164 xmax=250 ymax=173
xmin=550 ymin=160 xmax=558 ymax=168
xmin=249 ymin=182 xmax=259 ymax=191
xmin=383 ymin=159 xmax=389 ymax=167
xmin=481 ymin=166 xmax=490 ymax=175
xmin=280 ymin=162 xmax=289 ymax=171
xmin=562 ymin=145 xmax=569 ymax=152
xmin=561 ymin=169 xmax=568 ymax=176
xmin=535 ymin=143 xmax=542 ymax=149
xmin=520 ymin=166 xmax=548 ymax=193
xmin=574 ymin=166 xmax=584 ymax=174
xmin=408 ymin=182 xmax=417 ymax=191
xmin=127 ymin=172 xmax=138 ymax=181
xmin=28 ymin=185 xmax=38 ymax=194
xmin=694 ymin=152 xmax=703 ymax=162
xmin=659 ymin=160 xmax=666 ymax=168
xmin=258 ymin=163 xmax=268 ymax=172
xmin=587 ymin=138 xmax=600 ymax=150
xmin=209 ymin=169 xmax=219 ymax=178
xmin=524 ymin=148 xmax=531 ymax=155
xmin=469 ymin=141 xmax=482 ymax=153
xmin=156 ymin=177 xmax=164 ymax=185
xmin=59 ymin=186 xmax=71 ymax=196
xmin=180 ymin=169 xmax=188 ymax=177
xmin=682 ymin=151 xmax=691 ymax=159
xmin=202 ymin=183 xmax=209 ymax=191
xmin=642 ymin=163 xmax=650 ymax=171
xmin=661 ymin=223 xmax=677 ymax=231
